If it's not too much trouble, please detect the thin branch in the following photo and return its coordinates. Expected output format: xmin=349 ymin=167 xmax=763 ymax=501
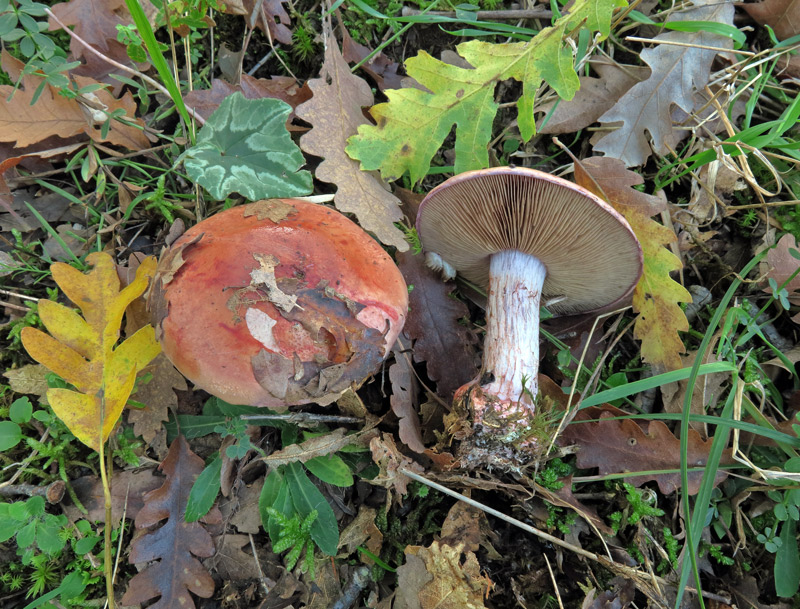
xmin=400 ymin=468 xmax=733 ymax=605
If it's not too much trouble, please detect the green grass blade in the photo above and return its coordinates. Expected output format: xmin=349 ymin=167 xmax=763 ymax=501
xmin=124 ymin=0 xmax=194 ymax=142
xmin=578 ymin=362 xmax=736 ymax=409
xmin=24 ymin=202 xmax=86 ymax=269
xmin=674 ymin=249 xmax=768 ymax=608
xmin=571 ymin=412 xmax=800 ymax=449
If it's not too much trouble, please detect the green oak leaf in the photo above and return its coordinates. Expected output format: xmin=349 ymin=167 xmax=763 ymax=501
xmin=183 ymin=92 xmax=313 ymax=200
xmin=346 ymin=0 xmax=625 ymax=184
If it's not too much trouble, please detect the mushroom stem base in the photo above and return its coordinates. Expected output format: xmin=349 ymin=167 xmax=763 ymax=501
xmin=450 ymin=382 xmax=543 ymax=471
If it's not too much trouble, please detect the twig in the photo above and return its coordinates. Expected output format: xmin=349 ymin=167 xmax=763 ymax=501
xmin=0 ymin=300 xmax=30 ymax=312
xmin=0 ymin=428 xmax=49 ymax=487
xmin=44 ymin=8 xmax=205 ymax=126
xmin=0 ymin=480 xmax=66 ymax=503
xmin=249 ymin=533 xmax=272 ymax=597
xmin=544 ymin=554 xmax=565 ymax=609
xmin=0 ymin=288 xmax=38 ymax=302
xmin=240 ymin=413 xmax=364 ymax=425
xmin=625 ymin=36 xmax=756 ymax=57
xmin=331 ymin=566 xmax=371 ymax=609
xmin=399 ymin=468 xmax=732 ymax=604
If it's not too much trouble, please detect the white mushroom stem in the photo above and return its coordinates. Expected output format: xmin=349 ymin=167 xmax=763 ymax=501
xmin=480 ymin=249 xmax=546 ymax=414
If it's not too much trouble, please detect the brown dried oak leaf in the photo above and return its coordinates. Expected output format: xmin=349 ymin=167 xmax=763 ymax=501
xmin=398 ymin=542 xmax=488 ymax=609
xmin=397 ymin=250 xmax=479 ymax=400
xmin=296 ymin=20 xmax=407 ymax=251
xmin=121 ymin=435 xmax=219 ymax=609
xmin=539 ymin=60 xmax=647 ymax=135
xmin=593 ymin=0 xmax=734 ymax=166
xmin=742 ymin=0 xmax=800 ymax=41
xmin=183 ymin=75 xmax=311 ymax=122
xmin=341 ymin=25 xmax=402 ymax=91
xmin=129 ymin=353 xmax=187 ymax=444
xmin=0 ymin=53 xmax=149 ymax=149
xmin=560 ymin=405 xmax=730 ymax=495
xmin=390 ymin=339 xmax=425 ymax=453
xmin=48 ymin=0 xmax=131 ymax=59
xmin=764 ymin=233 xmax=800 ymax=323
xmin=221 ymin=0 xmax=291 ymax=44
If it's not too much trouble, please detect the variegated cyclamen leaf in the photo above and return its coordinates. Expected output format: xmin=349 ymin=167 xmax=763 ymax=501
xmin=183 ymin=92 xmax=313 ymax=201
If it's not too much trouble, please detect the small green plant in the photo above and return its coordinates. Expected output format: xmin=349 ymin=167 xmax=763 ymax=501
xmin=265 ymin=508 xmax=318 ymax=577
xmin=258 ymin=425 xmax=355 ymax=570
xmin=143 ymin=175 xmax=185 ymax=223
xmin=0 ymin=396 xmax=32 ymax=451
xmin=374 ymin=481 xmax=444 ymax=568
xmin=607 ymin=483 xmax=665 ymax=534
xmin=702 ymin=542 xmax=735 ymax=567
xmin=658 ymin=527 xmax=679 ymax=573
xmin=174 ymin=397 xmax=360 ymax=574
xmin=0 ymin=496 xmax=70 ymax=563
xmin=0 ymin=0 xmax=56 ymax=59
xmin=291 ymin=15 xmax=318 ymax=62
xmin=758 ymin=458 xmax=800 ymax=598
xmin=26 ymin=553 xmax=61 ymax=598
xmin=545 ymin=503 xmax=575 ymax=535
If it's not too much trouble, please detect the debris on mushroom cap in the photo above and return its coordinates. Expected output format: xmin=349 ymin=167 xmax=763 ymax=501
xmin=148 ymin=199 xmax=408 ymax=409
xmin=416 ymin=166 xmax=643 ymax=315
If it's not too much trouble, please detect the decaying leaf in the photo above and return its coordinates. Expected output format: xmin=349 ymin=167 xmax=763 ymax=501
xmin=581 ymin=577 xmax=636 ymax=609
xmin=561 ymin=405 xmax=730 ymax=495
xmin=205 ymin=534 xmax=261 ymax=581
xmin=228 ymin=477 xmax=265 ymax=534
xmin=593 ymin=0 xmax=735 ymax=166
xmin=220 ymin=0 xmax=292 ymax=45
xmin=121 ymin=435 xmax=220 ymax=609
xmin=369 ymin=432 xmax=424 ymax=497
xmin=742 ymin=0 xmax=800 ymax=41
xmin=21 ymin=252 xmax=161 ymax=451
xmin=183 ymin=75 xmax=311 ymax=122
xmin=439 ymin=503 xmax=488 ymax=554
xmin=338 ymin=505 xmax=383 ymax=556
xmin=48 ymin=0 xmax=132 ymax=60
xmin=764 ymin=233 xmax=800 ymax=323
xmin=65 ymin=469 xmax=163 ymax=525
xmin=539 ymin=60 xmax=648 ymax=135
xmin=129 ymin=353 xmax=187 ymax=443
xmin=575 ymin=157 xmax=690 ymax=371
xmin=347 ymin=0 xmax=623 ymax=183
xmin=263 ymin=427 xmax=352 ymax=466
xmin=341 ymin=25 xmax=402 ymax=91
xmin=390 ymin=340 xmax=425 ymax=453
xmin=296 ymin=20 xmax=408 ymax=251
xmin=0 ymin=53 xmax=149 ymax=150
xmin=398 ymin=542 xmax=489 ymax=609
xmin=2 ymin=364 xmax=50 ymax=402
xmin=304 ymin=558 xmax=342 ymax=609
xmin=397 ymin=250 xmax=479 ymax=400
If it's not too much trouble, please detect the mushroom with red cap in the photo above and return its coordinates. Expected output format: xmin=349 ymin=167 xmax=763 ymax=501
xmin=149 ymin=199 xmax=408 ymax=409
xmin=416 ymin=166 xmax=643 ymax=467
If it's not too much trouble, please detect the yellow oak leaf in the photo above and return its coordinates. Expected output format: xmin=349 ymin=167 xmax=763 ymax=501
xmin=21 ymin=252 xmax=161 ymax=451
xmin=574 ymin=157 xmax=690 ymax=371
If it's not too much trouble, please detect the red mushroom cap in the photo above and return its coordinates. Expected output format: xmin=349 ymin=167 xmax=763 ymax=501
xmin=149 ymin=199 xmax=408 ymax=408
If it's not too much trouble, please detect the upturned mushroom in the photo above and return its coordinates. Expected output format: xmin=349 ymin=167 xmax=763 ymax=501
xmin=149 ymin=199 xmax=408 ymax=408
xmin=416 ymin=167 xmax=643 ymax=467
